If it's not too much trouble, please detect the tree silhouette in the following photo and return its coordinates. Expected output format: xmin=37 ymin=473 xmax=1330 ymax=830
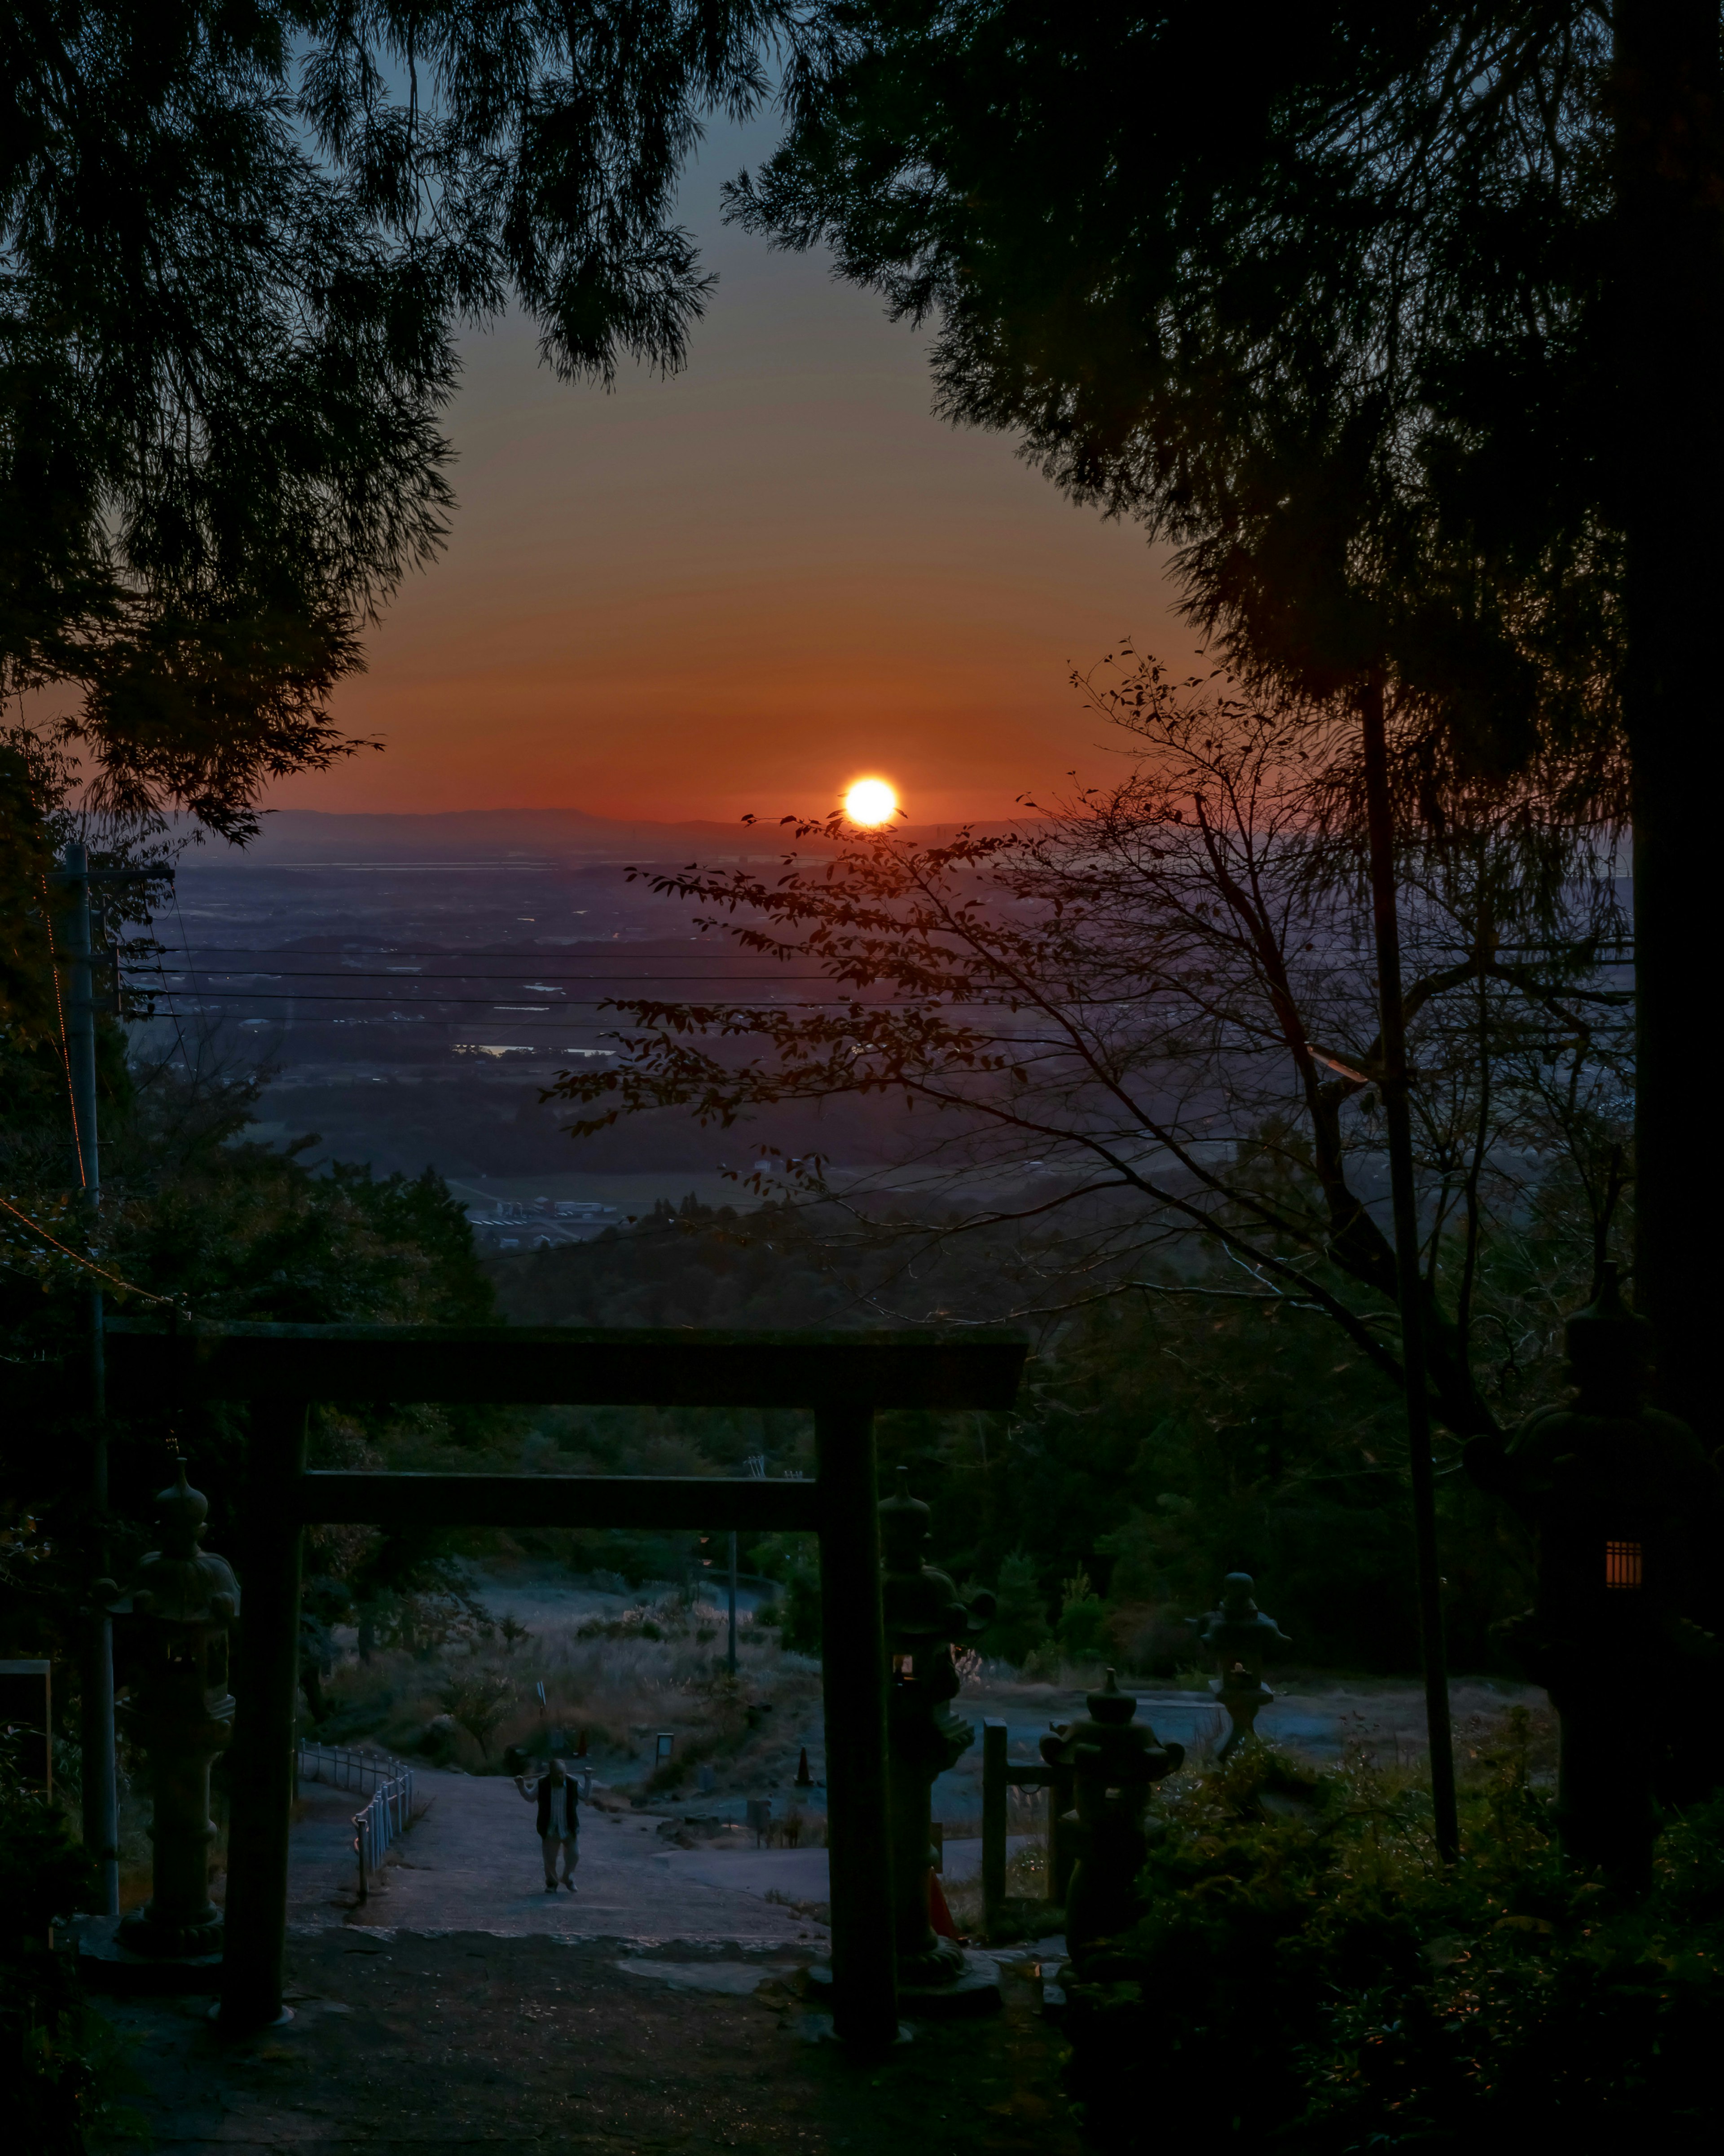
xmin=547 ymin=658 xmax=1633 ymax=1444
xmin=440 ymin=1668 xmax=515 ymax=1761
xmin=732 ymin=1 xmax=1722 ymax=1429
xmin=2 ymin=1 xmax=787 ymax=839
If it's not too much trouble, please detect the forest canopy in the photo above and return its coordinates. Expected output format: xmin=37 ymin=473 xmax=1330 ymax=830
xmin=2 ymin=1 xmax=786 ymax=839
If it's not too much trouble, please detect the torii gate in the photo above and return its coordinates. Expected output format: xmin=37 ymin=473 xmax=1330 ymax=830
xmin=106 ymin=1321 xmax=1026 ymax=2044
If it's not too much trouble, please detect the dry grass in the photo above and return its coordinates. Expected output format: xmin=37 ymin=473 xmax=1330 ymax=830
xmin=943 ymin=1842 xmax=1060 ymax=1944
xmin=315 ymin=1596 xmax=826 ymax=1798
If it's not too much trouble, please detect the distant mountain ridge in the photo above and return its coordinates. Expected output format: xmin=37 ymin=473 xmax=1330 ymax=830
xmin=192 ymin=807 xmax=1027 ymax=864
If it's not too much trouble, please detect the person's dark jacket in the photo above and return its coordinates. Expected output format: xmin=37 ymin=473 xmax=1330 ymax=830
xmin=535 ymin=1777 xmax=579 ymax=1838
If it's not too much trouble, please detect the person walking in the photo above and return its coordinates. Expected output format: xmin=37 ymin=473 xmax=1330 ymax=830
xmin=514 ymin=1757 xmax=579 ymax=1891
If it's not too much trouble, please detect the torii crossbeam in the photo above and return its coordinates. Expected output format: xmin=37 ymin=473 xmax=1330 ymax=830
xmin=106 ymin=1321 xmax=1026 ymax=2044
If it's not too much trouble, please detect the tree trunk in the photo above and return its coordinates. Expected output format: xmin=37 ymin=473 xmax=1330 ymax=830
xmin=1614 ymin=0 xmax=1724 ymax=1443
xmin=1360 ymin=678 xmax=1460 ymax=1862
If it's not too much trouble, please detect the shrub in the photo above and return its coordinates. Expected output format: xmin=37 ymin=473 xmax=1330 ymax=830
xmin=0 ymin=1780 xmax=146 ymax=2152
xmin=1064 ymin=1722 xmax=1724 ymax=2152
xmin=438 ymin=1668 xmax=515 ymax=1758
xmin=748 ymin=1535 xmax=822 ymax=1655
xmin=1056 ymin=1567 xmax=1109 ymax=1659
xmin=987 ymin=1549 xmax=1052 ymax=1665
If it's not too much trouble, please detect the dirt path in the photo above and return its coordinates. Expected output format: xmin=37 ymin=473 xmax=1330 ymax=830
xmin=290 ymin=1767 xmax=829 ymax=1946
xmin=286 ymin=1677 xmax=1545 ymax=1943
xmin=93 ymin=1931 xmax=1079 ymax=2156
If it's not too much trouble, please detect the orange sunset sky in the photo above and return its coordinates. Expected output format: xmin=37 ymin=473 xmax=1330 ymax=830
xmin=276 ymin=109 xmax=1198 ymax=829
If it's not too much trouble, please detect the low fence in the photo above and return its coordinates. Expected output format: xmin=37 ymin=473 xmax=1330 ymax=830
xmin=298 ymin=1740 xmax=417 ymax=1902
xmin=297 ymin=1739 xmax=405 ymax=1796
xmin=981 ymin=1718 xmax=1073 ymax=1934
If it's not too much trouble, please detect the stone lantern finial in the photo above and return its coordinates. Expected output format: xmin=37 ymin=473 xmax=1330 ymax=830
xmin=879 ymin=1465 xmax=932 ymax=1568
xmin=1085 ymin=1668 xmax=1137 ymax=1724
xmin=1564 ymin=1261 xmax=1654 ymax=1413
xmin=154 ymin=1463 xmax=209 ymax=1560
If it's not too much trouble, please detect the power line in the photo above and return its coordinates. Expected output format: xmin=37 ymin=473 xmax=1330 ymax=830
xmin=0 ymin=1192 xmax=174 ymax=1306
xmin=131 ymin=936 xmax=1642 ymax=952
xmin=126 ymin=944 xmax=740 ymax=959
xmin=120 ymin=957 xmax=920 ymax=981
xmin=124 ymin=973 xmax=898 ymax=984
xmin=117 ymin=988 xmax=1001 ymax=1009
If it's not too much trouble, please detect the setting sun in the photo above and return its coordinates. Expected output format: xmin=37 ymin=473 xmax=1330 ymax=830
xmin=843 ymin=777 xmax=899 ymax=826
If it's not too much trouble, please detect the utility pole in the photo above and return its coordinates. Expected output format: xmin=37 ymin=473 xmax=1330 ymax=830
xmin=1611 ymin=0 xmax=1724 ymax=1448
xmin=736 ymin=1446 xmax=771 ymax=1676
xmin=51 ymin=843 xmax=172 ymax=1915
xmin=1358 ymin=689 xmax=1459 ymax=1863
xmin=727 ymin=1532 xmax=739 ymax=1675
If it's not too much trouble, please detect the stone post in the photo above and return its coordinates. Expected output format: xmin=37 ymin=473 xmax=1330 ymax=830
xmin=878 ymin=1468 xmax=995 ymax=2005
xmin=1199 ymin=1574 xmax=1290 ymax=1759
xmin=116 ymin=1466 xmax=239 ymax=1958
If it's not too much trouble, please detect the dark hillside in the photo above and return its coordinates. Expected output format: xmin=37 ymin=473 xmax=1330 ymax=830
xmin=487 ymin=1201 xmax=1535 ymax=1676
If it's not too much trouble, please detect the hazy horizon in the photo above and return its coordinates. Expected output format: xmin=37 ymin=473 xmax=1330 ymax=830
xmin=164 ymin=803 xmax=1044 ymax=880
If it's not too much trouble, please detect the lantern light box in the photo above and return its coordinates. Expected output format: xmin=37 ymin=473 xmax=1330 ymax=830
xmin=1604 ymin=1540 xmax=1644 ymax=1589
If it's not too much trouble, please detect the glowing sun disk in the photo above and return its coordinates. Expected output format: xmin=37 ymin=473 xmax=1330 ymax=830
xmin=844 ymin=777 xmax=898 ymax=827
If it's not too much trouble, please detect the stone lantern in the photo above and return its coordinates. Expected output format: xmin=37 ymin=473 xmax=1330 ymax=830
xmin=1464 ymin=1265 xmax=1719 ymax=1889
xmin=1041 ymin=1670 xmax=1183 ymax=1975
xmin=1199 ymin=1573 xmax=1290 ymax=1759
xmin=878 ymin=1468 xmax=995 ymax=1998
xmin=115 ymin=1465 xmax=240 ymax=1957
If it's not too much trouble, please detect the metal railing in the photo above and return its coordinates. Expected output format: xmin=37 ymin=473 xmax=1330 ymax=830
xmin=352 ymin=1765 xmax=416 ymax=1901
xmin=297 ymin=1739 xmax=405 ymax=1796
xmin=298 ymin=1740 xmax=417 ymax=1902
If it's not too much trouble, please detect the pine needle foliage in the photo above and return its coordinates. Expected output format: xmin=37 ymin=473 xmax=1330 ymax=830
xmin=3 ymin=1 xmax=789 ymax=838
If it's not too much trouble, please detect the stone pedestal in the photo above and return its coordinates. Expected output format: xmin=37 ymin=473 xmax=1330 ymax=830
xmin=1213 ymin=1678 xmax=1274 ymax=1758
xmin=896 ymin=1948 xmax=1007 ymax=2017
xmin=73 ymin=1913 xmax=224 ymax=1995
xmin=809 ymin=1944 xmax=1002 ymax=2022
xmin=1198 ymin=1574 xmax=1289 ymax=1760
